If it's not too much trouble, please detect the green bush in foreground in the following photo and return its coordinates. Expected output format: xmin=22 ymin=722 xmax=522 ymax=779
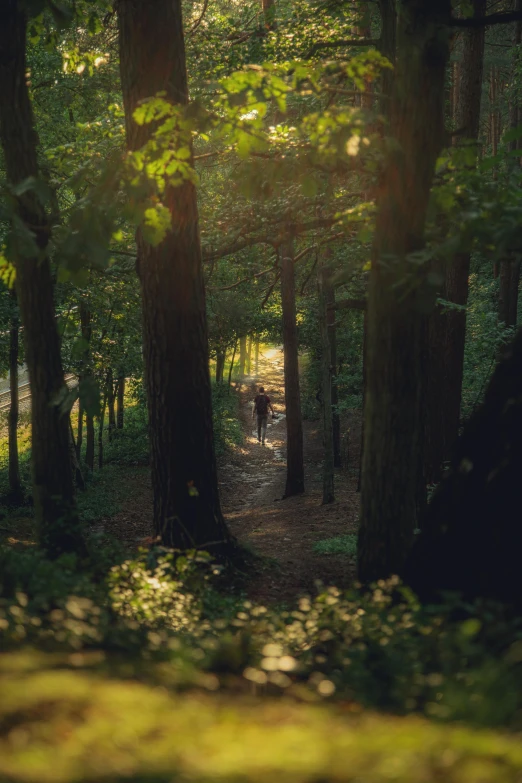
xmin=1 ymin=654 xmax=522 ymax=783
xmin=2 ymin=544 xmax=522 ymax=729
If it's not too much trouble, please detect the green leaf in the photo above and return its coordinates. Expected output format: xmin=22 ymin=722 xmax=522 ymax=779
xmin=142 ymin=204 xmax=172 ymax=246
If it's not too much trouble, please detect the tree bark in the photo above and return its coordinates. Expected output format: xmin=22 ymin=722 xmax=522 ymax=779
xmin=254 ymin=339 xmax=260 ymax=374
xmin=326 ymin=282 xmax=342 ymax=468
xmin=280 ymin=240 xmax=305 ymax=497
xmin=118 ymin=0 xmax=234 ymax=554
xmin=318 ymin=267 xmax=335 ymax=504
xmin=358 ymin=0 xmax=451 ymax=583
xmin=403 ymin=326 xmax=522 ymax=608
xmin=117 ymin=374 xmax=125 ymax=428
xmin=0 ymin=1 xmax=83 ymax=555
xmin=441 ymin=0 xmax=486 ymax=462
xmin=498 ymin=7 xmax=522 ymax=334
xmin=7 ymin=291 xmax=22 ymax=500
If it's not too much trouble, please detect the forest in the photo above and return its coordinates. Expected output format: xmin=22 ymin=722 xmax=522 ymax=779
xmin=2 ymin=0 xmax=522 ymax=779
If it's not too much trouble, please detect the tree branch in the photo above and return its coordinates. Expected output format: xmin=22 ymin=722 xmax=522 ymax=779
xmin=188 ymin=0 xmax=209 ymax=35
xmin=260 ymin=271 xmax=280 ymax=309
xmin=208 ymin=266 xmax=274 ymax=292
xmin=450 ymin=11 xmax=522 ymax=27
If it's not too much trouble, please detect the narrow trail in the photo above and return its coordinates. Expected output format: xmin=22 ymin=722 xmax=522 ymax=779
xmin=99 ymin=347 xmax=361 ymax=603
xmin=220 ymin=347 xmax=360 ymax=603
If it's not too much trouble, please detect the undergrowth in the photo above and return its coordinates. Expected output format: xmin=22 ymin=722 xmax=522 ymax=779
xmin=313 ymin=534 xmax=357 ymax=557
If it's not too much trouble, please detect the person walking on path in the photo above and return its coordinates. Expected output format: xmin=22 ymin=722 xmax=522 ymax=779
xmin=252 ymin=386 xmax=274 ymax=445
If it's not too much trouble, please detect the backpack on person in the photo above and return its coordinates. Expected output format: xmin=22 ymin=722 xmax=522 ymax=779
xmin=255 ymin=394 xmax=269 ymax=415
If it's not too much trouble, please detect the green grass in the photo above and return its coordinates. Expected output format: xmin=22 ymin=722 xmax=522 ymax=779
xmin=313 ymin=534 xmax=357 ymax=557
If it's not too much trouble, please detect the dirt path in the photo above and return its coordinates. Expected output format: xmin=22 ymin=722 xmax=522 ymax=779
xmin=219 ymin=347 xmax=360 ymax=603
xmin=98 ymin=347 xmax=361 ymax=603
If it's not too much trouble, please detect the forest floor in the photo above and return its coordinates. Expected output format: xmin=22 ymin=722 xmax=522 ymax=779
xmin=102 ymin=347 xmax=361 ymax=603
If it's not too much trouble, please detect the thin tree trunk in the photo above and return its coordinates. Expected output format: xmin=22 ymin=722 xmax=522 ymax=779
xmin=215 ymin=351 xmax=225 ymax=384
xmin=261 ymin=0 xmax=276 ymax=30
xmin=107 ymin=369 xmax=116 ymax=442
xmin=318 ymin=266 xmax=335 ymax=504
xmin=79 ymin=300 xmax=92 ymax=462
xmin=117 ymin=374 xmax=125 ymax=428
xmin=0 ymin=1 xmax=82 ymax=555
xmin=326 ymin=282 xmax=342 ymax=468
xmin=239 ymin=335 xmax=247 ymax=378
xmin=254 ymin=339 xmax=260 ymax=374
xmin=357 ymin=308 xmax=367 ymax=493
xmin=77 ymin=400 xmax=84 ymax=456
xmin=227 ymin=338 xmax=238 ymax=392
xmin=377 ymin=0 xmax=397 ymax=106
xmin=358 ymin=0 xmax=451 ymax=583
xmin=85 ymin=414 xmax=95 ymax=472
xmin=98 ymin=394 xmax=107 ymax=471
xmin=118 ymin=0 xmax=235 ymax=555
xmin=246 ymin=335 xmax=252 ymax=375
xmin=8 ymin=291 xmax=22 ymax=500
xmin=69 ymin=419 xmax=85 ymax=491
xmin=281 ymin=240 xmax=304 ymax=497
xmin=439 ymin=0 xmax=486 ymax=467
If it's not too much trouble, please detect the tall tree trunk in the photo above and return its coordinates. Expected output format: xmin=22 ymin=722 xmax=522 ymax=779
xmin=7 ymin=291 xmax=22 ymax=500
xmin=107 ymin=369 xmax=116 ymax=442
xmin=318 ymin=266 xmax=335 ymax=504
xmin=358 ymin=0 xmax=451 ymax=583
xmin=116 ymin=374 xmax=125 ymax=429
xmin=326 ymin=282 xmax=342 ymax=468
xmin=254 ymin=339 xmax=260 ymax=374
xmin=0 ymin=1 xmax=82 ymax=555
xmin=281 ymin=240 xmax=304 ymax=497
xmin=441 ymin=0 xmax=486 ymax=462
xmin=215 ymin=351 xmax=225 ymax=384
xmin=118 ymin=0 xmax=234 ymax=554
xmin=498 ymin=6 xmax=522 ymax=334
xmin=239 ymin=335 xmax=247 ymax=378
